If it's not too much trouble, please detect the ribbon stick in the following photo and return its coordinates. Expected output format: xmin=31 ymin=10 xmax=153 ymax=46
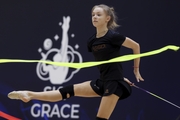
xmin=133 ymin=84 xmax=180 ymax=109
xmin=0 ymin=45 xmax=179 ymax=69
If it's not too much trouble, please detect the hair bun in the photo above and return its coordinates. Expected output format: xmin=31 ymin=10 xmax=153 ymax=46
xmin=110 ymin=7 xmax=114 ymax=11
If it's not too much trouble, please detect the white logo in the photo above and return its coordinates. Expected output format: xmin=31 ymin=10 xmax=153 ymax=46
xmin=36 ymin=16 xmax=83 ymax=85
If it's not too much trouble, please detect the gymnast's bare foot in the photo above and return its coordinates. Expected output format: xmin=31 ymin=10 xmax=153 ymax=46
xmin=8 ymin=91 xmax=31 ymax=103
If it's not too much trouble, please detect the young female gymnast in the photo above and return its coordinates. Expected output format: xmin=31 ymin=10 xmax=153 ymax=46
xmin=8 ymin=4 xmax=144 ymax=120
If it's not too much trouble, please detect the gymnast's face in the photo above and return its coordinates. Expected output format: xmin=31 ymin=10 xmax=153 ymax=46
xmin=92 ymin=7 xmax=110 ymax=28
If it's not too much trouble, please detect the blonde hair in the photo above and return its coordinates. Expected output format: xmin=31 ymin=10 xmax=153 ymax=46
xmin=92 ymin=4 xmax=119 ymax=30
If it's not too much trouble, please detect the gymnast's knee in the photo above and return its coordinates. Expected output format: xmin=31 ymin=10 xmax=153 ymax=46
xmin=59 ymin=85 xmax=74 ymax=99
xmin=96 ymin=117 xmax=108 ymax=120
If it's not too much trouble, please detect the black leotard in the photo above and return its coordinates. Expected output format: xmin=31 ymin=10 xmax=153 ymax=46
xmin=87 ymin=30 xmax=126 ymax=81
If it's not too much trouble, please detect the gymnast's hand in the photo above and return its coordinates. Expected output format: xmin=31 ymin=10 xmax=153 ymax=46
xmin=124 ymin=77 xmax=134 ymax=86
xmin=133 ymin=69 xmax=144 ymax=82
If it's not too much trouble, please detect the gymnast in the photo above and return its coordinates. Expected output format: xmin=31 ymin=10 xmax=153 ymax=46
xmin=8 ymin=4 xmax=144 ymax=120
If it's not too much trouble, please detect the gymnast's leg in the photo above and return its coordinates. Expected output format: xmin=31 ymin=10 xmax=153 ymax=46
xmin=8 ymin=81 xmax=99 ymax=102
xmin=96 ymin=94 xmax=119 ymax=120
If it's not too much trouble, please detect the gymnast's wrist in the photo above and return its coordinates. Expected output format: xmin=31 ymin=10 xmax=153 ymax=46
xmin=133 ymin=66 xmax=139 ymax=68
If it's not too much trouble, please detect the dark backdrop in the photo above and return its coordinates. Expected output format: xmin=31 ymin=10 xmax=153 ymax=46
xmin=0 ymin=0 xmax=179 ymax=120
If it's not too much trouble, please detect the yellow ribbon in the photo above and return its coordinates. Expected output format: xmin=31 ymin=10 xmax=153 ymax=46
xmin=0 ymin=45 xmax=179 ymax=69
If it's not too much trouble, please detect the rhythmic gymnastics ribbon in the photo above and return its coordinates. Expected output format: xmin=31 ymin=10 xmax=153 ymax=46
xmin=133 ymin=84 xmax=180 ymax=109
xmin=0 ymin=45 xmax=179 ymax=69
